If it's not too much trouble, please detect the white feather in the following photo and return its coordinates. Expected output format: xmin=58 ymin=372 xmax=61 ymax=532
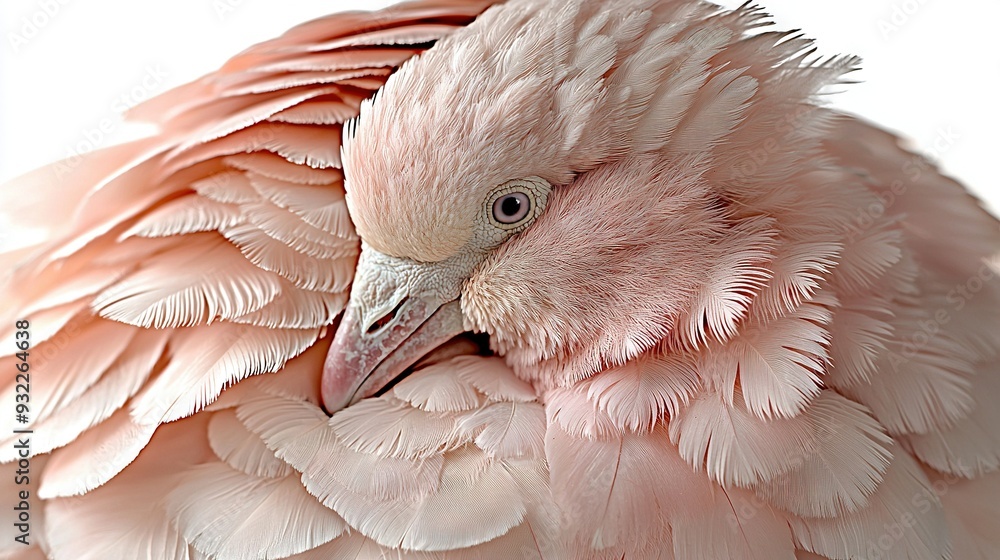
xmin=457 ymin=401 xmax=546 ymax=459
xmin=234 ymin=394 xmax=332 ymax=473
xmin=329 ymin=397 xmax=463 ymax=460
xmin=207 ymin=409 xmax=294 ymax=478
xmin=453 ymin=356 xmax=538 ymax=403
xmin=319 ymin=446 xmax=527 ymax=552
xmin=393 ymin=360 xmax=484 ymax=413
xmin=166 ymin=462 xmax=346 ymax=560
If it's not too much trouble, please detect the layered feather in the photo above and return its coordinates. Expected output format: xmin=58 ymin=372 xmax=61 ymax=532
xmin=0 ymin=0 xmax=998 ymax=559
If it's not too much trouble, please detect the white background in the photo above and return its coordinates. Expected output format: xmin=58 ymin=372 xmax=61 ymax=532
xmin=1 ymin=0 xmax=998 ymax=212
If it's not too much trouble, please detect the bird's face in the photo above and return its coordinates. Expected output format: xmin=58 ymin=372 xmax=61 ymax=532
xmin=324 ymin=138 xmax=720 ymax=414
xmin=321 ymin=173 xmax=555 ymax=411
xmin=321 ymin=1 xmax=590 ymax=412
xmin=321 ymin=0 xmax=805 ymax=412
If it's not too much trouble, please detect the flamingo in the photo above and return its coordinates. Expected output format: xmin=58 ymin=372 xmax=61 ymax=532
xmin=0 ymin=0 xmax=998 ymax=558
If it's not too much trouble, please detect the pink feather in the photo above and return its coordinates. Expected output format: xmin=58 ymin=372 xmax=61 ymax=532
xmin=1 ymin=0 xmax=998 ymax=558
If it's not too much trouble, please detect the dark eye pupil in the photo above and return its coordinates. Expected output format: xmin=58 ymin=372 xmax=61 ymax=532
xmin=501 ymin=196 xmax=522 ymax=217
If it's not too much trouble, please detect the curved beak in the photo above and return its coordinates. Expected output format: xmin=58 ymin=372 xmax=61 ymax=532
xmin=321 ymin=246 xmax=470 ymax=413
xmin=322 ymin=298 xmax=464 ymax=412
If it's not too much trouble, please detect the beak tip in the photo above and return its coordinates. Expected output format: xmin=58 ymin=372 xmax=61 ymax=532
xmin=321 ymin=353 xmax=372 ymax=413
xmin=320 ymin=370 xmax=345 ymax=415
xmin=321 ymin=299 xmax=466 ymax=414
xmin=320 ymin=310 xmax=364 ymax=414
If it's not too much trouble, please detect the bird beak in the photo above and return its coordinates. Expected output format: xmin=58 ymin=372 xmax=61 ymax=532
xmin=321 ymin=246 xmax=469 ymax=413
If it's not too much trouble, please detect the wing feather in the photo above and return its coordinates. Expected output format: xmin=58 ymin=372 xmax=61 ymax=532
xmin=0 ymin=299 xmax=90 ymax=357
xmin=39 ymin=409 xmax=157 ymax=498
xmin=220 ymin=222 xmax=355 ymax=292
xmin=751 ymin=392 xmax=894 ymax=518
xmin=0 ymin=329 xmax=169 ymax=460
xmin=120 ymin=195 xmax=242 ymax=239
xmin=453 ymin=356 xmax=538 ymax=403
xmin=166 ymin=462 xmax=346 ymax=560
xmin=328 ymin=397 xmax=463 ymax=460
xmin=392 ymin=359 xmax=484 ymax=413
xmin=245 ymin=172 xmax=355 ymax=237
xmin=0 ymin=318 xmax=135 ymax=432
xmin=129 ymin=323 xmax=320 ymax=424
xmin=904 ymin=360 xmax=1000 ymax=477
xmin=190 ymin=171 xmax=259 ymax=203
xmin=92 ymin=233 xmax=283 ymax=328
xmin=207 ymin=409 xmax=294 ymax=479
xmin=43 ymin=416 xmax=211 ymax=559
xmin=230 ymin=281 xmax=346 ymax=329
xmin=788 ymin=447 xmax=950 ymax=560
xmin=255 ymin=48 xmax=419 ymax=74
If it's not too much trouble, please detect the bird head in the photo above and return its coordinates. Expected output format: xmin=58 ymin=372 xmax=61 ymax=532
xmin=322 ymin=0 xmax=853 ymax=412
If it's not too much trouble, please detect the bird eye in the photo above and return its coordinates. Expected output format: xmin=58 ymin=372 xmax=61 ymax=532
xmin=492 ymin=192 xmax=531 ymax=224
xmin=481 ymin=177 xmax=549 ymax=235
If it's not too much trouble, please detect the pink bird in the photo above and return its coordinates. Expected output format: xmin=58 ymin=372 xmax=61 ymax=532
xmin=1 ymin=0 xmax=998 ymax=559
